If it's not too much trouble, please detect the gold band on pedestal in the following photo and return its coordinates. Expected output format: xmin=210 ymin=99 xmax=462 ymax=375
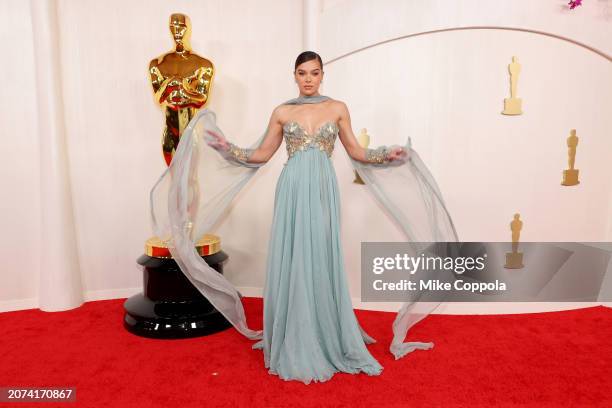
xmin=145 ymin=234 xmax=222 ymax=259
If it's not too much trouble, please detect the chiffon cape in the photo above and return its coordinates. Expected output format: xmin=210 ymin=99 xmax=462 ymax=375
xmin=149 ymin=94 xmax=459 ymax=360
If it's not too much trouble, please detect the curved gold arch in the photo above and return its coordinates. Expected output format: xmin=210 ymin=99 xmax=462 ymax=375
xmin=324 ymin=26 xmax=612 ymax=64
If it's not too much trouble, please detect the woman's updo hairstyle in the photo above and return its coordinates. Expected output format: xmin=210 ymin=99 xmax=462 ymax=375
xmin=294 ymin=51 xmax=323 ymax=72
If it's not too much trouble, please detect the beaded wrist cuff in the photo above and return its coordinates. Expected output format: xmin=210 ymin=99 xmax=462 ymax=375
xmin=365 ymin=146 xmax=390 ymax=164
xmin=227 ymin=142 xmax=255 ymax=163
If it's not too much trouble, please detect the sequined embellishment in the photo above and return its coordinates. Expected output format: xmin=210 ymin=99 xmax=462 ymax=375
xmin=228 ymin=142 xmax=254 ymax=163
xmin=365 ymin=146 xmax=390 ymax=164
xmin=283 ymin=121 xmax=338 ymax=160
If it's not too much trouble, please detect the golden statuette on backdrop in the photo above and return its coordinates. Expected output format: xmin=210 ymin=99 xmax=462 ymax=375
xmin=561 ymin=129 xmax=580 ymax=186
xmin=353 ymin=128 xmax=369 ymax=184
xmin=502 ymin=56 xmax=523 ymax=115
xmin=149 ymin=13 xmax=215 ymax=166
xmin=504 ymin=213 xmax=524 ymax=269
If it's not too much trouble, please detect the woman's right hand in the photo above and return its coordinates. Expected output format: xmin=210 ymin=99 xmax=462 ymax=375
xmin=205 ymin=130 xmax=230 ymax=152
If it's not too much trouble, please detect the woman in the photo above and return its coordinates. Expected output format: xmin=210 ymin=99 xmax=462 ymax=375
xmin=150 ymin=51 xmax=458 ymax=384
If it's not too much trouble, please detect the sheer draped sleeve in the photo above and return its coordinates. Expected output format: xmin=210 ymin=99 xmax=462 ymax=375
xmin=350 ymin=137 xmax=460 ymax=359
xmin=150 ymin=108 xmax=267 ymax=340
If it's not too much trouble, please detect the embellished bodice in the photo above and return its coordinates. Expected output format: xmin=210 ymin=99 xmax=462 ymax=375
xmin=283 ymin=121 xmax=338 ymax=160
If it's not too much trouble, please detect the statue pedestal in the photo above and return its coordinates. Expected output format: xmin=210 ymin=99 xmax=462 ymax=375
xmin=123 ymin=248 xmax=232 ymax=339
xmin=353 ymin=170 xmax=365 ymax=184
xmin=562 ymin=169 xmax=580 ymax=186
xmin=504 ymin=251 xmax=524 ymax=269
xmin=502 ymin=98 xmax=522 ymax=115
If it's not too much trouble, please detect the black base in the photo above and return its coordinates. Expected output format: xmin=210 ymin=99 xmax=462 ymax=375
xmin=123 ymin=250 xmax=232 ymax=339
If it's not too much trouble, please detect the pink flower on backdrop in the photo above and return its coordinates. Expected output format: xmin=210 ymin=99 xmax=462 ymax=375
xmin=568 ymin=0 xmax=583 ymax=9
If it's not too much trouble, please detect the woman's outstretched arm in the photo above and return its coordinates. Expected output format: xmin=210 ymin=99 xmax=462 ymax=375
xmin=336 ymin=101 xmax=406 ymax=164
xmin=207 ymin=106 xmax=284 ymax=164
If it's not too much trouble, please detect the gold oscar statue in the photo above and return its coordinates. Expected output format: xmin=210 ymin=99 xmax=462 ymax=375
xmin=145 ymin=13 xmax=219 ymax=258
xmin=123 ymin=14 xmax=231 ymax=339
xmin=502 ymin=56 xmax=523 ymax=115
xmin=561 ymin=129 xmax=580 ymax=186
xmin=149 ymin=13 xmax=215 ymax=167
xmin=504 ymin=213 xmax=524 ymax=269
xmin=353 ymin=128 xmax=369 ymax=184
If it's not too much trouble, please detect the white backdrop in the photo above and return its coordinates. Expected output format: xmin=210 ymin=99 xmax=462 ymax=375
xmin=0 ymin=0 xmax=610 ymax=313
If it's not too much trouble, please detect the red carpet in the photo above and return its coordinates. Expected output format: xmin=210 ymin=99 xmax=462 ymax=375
xmin=0 ymin=299 xmax=610 ymax=407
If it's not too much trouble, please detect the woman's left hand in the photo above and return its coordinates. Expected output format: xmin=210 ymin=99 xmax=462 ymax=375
xmin=388 ymin=146 xmax=408 ymax=162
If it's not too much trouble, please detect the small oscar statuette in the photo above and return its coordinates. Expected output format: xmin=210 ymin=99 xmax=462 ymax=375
xmin=504 ymin=213 xmax=524 ymax=269
xmin=561 ymin=129 xmax=580 ymax=186
xmin=353 ymin=128 xmax=369 ymax=184
xmin=502 ymin=56 xmax=523 ymax=115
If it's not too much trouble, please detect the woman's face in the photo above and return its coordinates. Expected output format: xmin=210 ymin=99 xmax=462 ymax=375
xmin=294 ymin=59 xmax=323 ymax=96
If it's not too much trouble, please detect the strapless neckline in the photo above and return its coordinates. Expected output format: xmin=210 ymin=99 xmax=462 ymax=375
xmin=283 ymin=120 xmax=338 ymax=137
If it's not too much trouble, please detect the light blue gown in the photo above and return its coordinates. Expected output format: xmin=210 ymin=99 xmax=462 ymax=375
xmin=251 ymin=120 xmax=383 ymax=384
xmin=150 ymin=94 xmax=458 ymax=386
